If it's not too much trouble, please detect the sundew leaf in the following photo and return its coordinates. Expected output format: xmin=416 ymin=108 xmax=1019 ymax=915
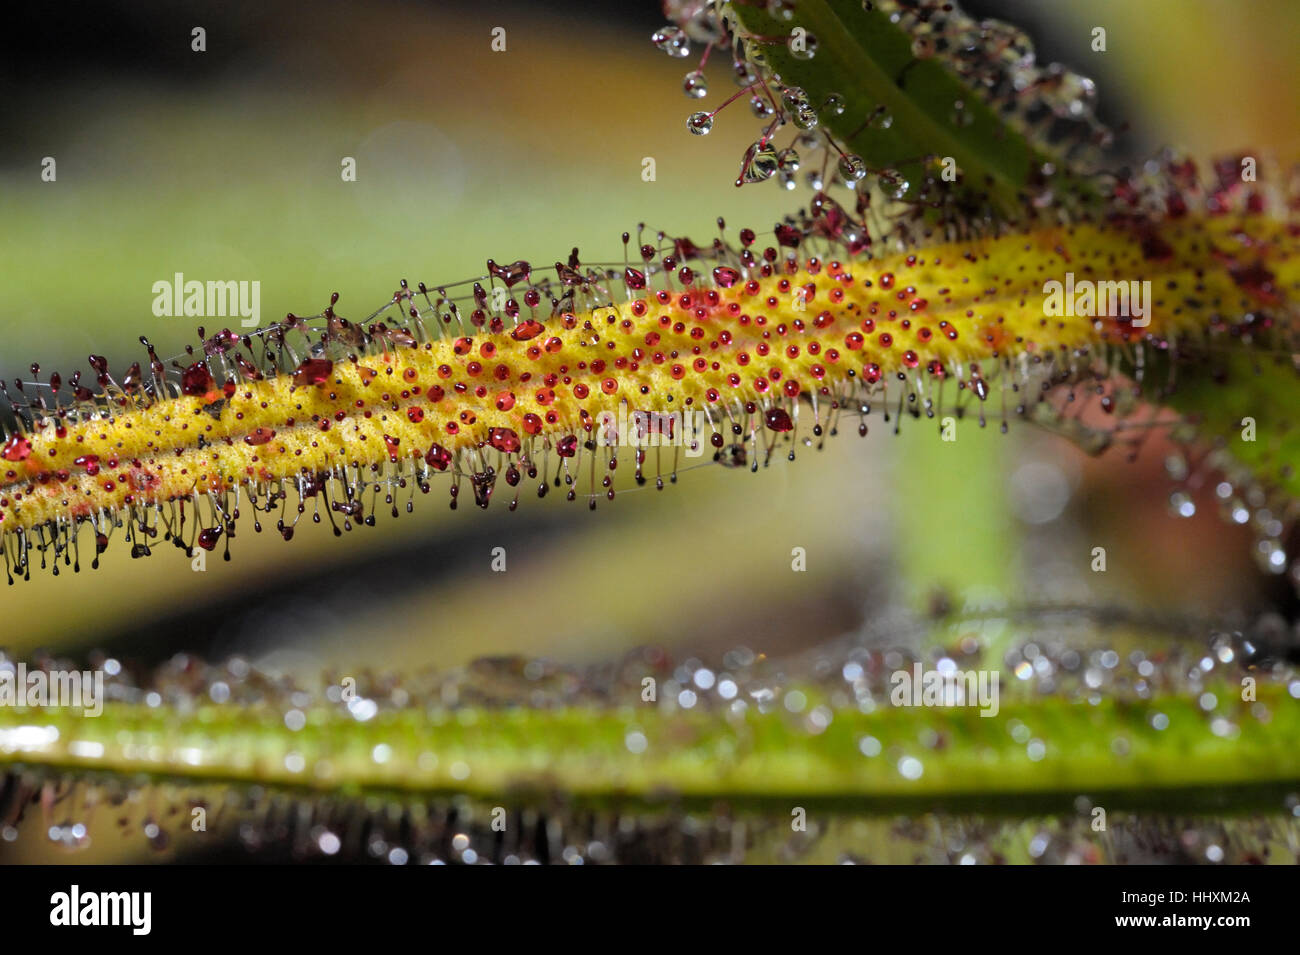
xmin=1 ymin=626 xmax=1298 ymax=863
xmin=720 ymin=0 xmax=1107 ymax=217
xmin=2 ymin=196 xmax=1296 ymax=581
xmin=5 ymin=683 xmax=1294 ymax=807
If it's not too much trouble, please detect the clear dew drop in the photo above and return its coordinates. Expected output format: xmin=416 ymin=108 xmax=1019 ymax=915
xmin=880 ymin=169 xmax=910 ymax=199
xmin=1047 ymin=72 xmax=1098 ymax=119
xmin=1222 ymin=497 xmax=1250 ymax=525
xmin=777 ymin=147 xmax=800 ymax=172
xmin=838 ymin=154 xmax=868 ymax=185
xmin=822 ymin=93 xmax=846 ymax=117
xmin=791 ymin=103 xmax=819 ymax=130
xmin=767 ymin=0 xmax=796 ymax=20
xmin=732 ymin=59 xmax=758 ymax=86
xmin=805 ymin=169 xmax=824 ymax=191
xmin=686 ymin=111 xmax=714 ymax=136
xmin=1168 ymin=490 xmax=1196 ymax=519
xmin=788 ymin=31 xmax=818 ymax=60
xmin=750 ymin=94 xmax=775 ymax=118
xmin=652 ymin=25 xmax=691 ymax=58
xmin=951 ymin=99 xmax=974 ymax=127
xmin=868 ymin=108 xmax=894 ymax=130
xmin=1256 ymin=538 xmax=1288 ymax=575
xmin=781 ymin=86 xmax=808 ymax=112
xmin=898 ymin=756 xmax=924 ymax=780
xmin=1253 ymin=508 xmax=1284 ymax=538
xmin=683 ymin=70 xmax=708 ymax=99
xmin=740 ymin=142 xmax=780 ymax=183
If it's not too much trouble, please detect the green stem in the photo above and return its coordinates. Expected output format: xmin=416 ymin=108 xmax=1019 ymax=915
xmin=3 ymin=682 xmax=1295 ymax=814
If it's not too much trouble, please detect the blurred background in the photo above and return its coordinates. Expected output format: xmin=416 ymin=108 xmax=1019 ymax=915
xmin=1 ymin=0 xmax=1297 ymax=861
